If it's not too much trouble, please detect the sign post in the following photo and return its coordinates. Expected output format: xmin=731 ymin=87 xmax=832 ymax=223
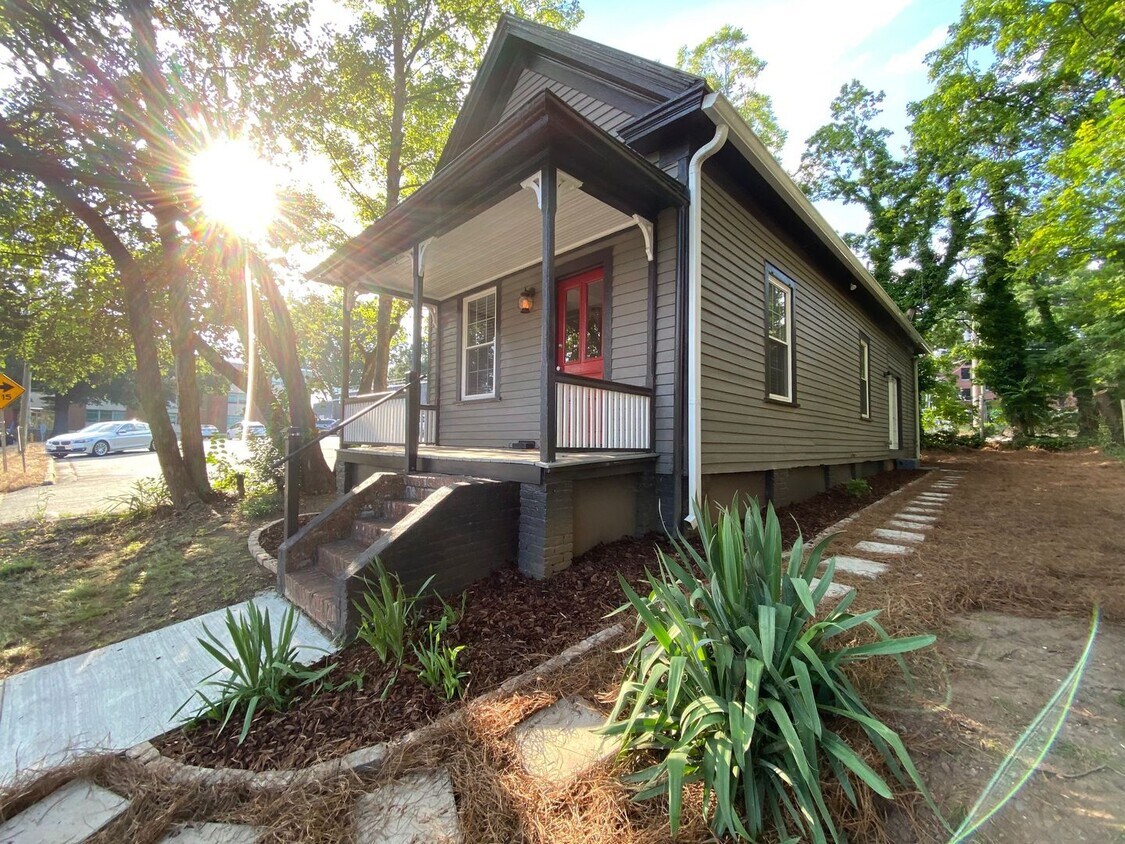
xmin=0 ymin=372 xmax=27 ymax=475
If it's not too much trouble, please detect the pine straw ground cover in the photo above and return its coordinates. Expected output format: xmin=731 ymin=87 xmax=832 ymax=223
xmin=0 ymin=442 xmax=49 ymax=493
xmin=156 ymin=468 xmax=922 ymax=772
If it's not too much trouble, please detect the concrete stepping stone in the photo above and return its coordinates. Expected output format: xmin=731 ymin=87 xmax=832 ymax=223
xmin=917 ymin=493 xmax=950 ymax=501
xmin=160 ymin=823 xmax=261 ymax=843
xmin=874 ymin=527 xmax=926 ymax=544
xmin=0 ymin=779 xmax=130 ymax=844
xmin=810 ymin=578 xmax=855 ymax=602
xmin=355 ymin=769 xmax=461 ymax=844
xmin=827 ymin=556 xmax=889 ymax=579
xmin=904 ymin=504 xmax=941 ymax=513
xmin=855 ymin=540 xmax=913 ymax=556
xmin=512 ymin=696 xmax=617 ymax=781
xmin=894 ymin=512 xmax=936 ymax=523
xmin=888 ymin=519 xmax=931 ymax=531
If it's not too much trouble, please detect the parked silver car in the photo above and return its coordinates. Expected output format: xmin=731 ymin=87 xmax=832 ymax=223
xmin=45 ymin=421 xmax=154 ymax=458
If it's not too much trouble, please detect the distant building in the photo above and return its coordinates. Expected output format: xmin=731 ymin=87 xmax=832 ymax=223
xmin=952 ymin=362 xmax=995 ymax=404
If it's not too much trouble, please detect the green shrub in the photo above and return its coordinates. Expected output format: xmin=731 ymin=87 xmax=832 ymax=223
xmin=1007 ymin=434 xmax=1094 ymax=452
xmin=412 ymin=617 xmax=468 ymax=701
xmin=237 ymin=490 xmax=282 ymax=519
xmin=844 ymin=478 xmax=871 ymax=498
xmin=205 ymin=437 xmax=240 ymax=492
xmin=605 ymin=498 xmax=941 ymax=842
xmin=353 ymin=562 xmax=433 ymax=664
xmin=111 ymin=476 xmax=172 ymax=517
xmin=175 ymin=602 xmax=334 ymax=744
xmin=921 ymin=429 xmax=984 ymax=450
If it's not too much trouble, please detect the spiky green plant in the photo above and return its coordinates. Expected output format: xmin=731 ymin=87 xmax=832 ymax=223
xmin=605 ymin=498 xmax=943 ymax=842
xmin=175 ymin=602 xmax=334 ymax=744
xmin=353 ymin=561 xmax=433 ymax=664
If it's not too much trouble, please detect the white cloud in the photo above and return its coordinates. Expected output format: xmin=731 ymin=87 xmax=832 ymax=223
xmin=883 ymin=23 xmax=949 ymax=77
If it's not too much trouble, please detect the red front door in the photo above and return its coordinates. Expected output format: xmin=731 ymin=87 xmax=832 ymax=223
xmin=557 ymin=267 xmax=604 ymax=378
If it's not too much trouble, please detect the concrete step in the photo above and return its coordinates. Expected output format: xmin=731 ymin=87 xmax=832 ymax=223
xmin=355 ymin=769 xmax=461 ymax=844
xmin=284 ymin=568 xmax=339 ymax=631
xmin=402 ymin=484 xmax=436 ymax=502
xmin=317 ymin=539 xmax=368 ymax=577
xmin=353 ymin=516 xmax=396 ymax=545
xmin=383 ymin=499 xmax=419 ymax=520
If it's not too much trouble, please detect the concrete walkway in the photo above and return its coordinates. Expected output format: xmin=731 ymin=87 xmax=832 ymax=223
xmin=0 ymin=592 xmax=334 ymax=786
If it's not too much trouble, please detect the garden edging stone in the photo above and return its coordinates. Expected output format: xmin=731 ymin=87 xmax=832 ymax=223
xmin=126 ymin=623 xmax=626 ymax=791
xmin=247 ymin=513 xmax=319 ymax=576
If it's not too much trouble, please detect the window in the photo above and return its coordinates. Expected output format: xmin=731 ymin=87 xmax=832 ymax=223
xmin=766 ymin=272 xmax=794 ymax=401
xmin=960 ymin=366 xmax=971 ymax=380
xmin=960 ymin=388 xmax=973 ymax=401
xmin=859 ymin=338 xmax=870 ymax=419
xmin=461 ymin=288 xmax=497 ymax=399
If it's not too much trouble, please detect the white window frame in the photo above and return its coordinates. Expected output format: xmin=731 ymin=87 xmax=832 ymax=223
xmin=461 ymin=287 xmax=498 ymax=400
xmin=766 ymin=274 xmax=793 ymax=402
xmin=859 ymin=338 xmax=871 ymax=419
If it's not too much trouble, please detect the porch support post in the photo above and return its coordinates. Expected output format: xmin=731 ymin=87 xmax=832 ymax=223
xmin=341 ymin=285 xmax=352 ymax=422
xmin=540 ymin=162 xmax=558 ymax=463
xmin=406 ymin=244 xmax=422 ymax=474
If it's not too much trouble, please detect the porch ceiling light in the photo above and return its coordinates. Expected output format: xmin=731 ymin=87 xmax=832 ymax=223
xmin=519 ymin=287 xmax=536 ymax=314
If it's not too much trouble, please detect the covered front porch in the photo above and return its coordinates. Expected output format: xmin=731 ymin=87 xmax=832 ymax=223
xmin=312 ymin=90 xmax=687 ymax=480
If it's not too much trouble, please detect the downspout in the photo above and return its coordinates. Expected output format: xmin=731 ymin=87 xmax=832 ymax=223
xmin=685 ymin=111 xmax=728 ymax=524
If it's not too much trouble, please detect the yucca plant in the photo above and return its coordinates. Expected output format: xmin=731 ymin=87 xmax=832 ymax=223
xmin=175 ymin=602 xmax=334 ymax=744
xmin=605 ymin=497 xmax=942 ymax=842
xmin=353 ymin=561 xmax=434 ymax=664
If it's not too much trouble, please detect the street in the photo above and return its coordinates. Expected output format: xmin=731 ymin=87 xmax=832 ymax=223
xmin=0 ymin=436 xmax=338 ymax=526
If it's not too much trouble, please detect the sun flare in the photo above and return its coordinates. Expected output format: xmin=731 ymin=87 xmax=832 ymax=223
xmin=190 ymin=137 xmax=278 ymax=241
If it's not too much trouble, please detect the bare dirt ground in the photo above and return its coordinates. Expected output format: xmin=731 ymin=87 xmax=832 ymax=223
xmin=825 ymin=448 xmax=1125 ymax=843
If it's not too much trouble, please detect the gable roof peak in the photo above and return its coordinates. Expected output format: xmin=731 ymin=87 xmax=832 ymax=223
xmin=438 ymin=15 xmax=706 ymax=169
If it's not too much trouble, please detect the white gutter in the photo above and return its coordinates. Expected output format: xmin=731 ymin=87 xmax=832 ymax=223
xmin=685 ymin=113 xmax=728 ymax=524
xmin=699 ymin=93 xmax=929 ymax=354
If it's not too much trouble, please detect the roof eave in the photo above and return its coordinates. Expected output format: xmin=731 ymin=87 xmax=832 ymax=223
xmin=700 ymin=93 xmax=929 ymax=354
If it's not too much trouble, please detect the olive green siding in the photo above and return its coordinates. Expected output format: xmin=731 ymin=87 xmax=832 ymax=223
xmin=698 ymin=171 xmax=918 ymax=473
xmin=435 ymin=226 xmax=665 ymax=449
xmin=500 ymin=68 xmax=635 ymax=135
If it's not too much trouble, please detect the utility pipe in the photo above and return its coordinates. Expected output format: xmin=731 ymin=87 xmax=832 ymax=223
xmin=685 ymin=114 xmax=728 ymax=524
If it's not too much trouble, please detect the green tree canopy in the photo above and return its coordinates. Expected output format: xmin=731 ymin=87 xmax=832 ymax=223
xmin=676 ymin=25 xmax=786 ymax=156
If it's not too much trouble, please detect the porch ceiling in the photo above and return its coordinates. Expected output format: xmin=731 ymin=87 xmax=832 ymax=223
xmin=346 ymin=175 xmax=638 ymax=300
xmin=310 ymin=90 xmax=687 ymax=299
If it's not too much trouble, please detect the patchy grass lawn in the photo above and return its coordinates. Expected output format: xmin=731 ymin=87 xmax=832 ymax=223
xmin=0 ymin=443 xmax=49 ymax=493
xmin=0 ymin=502 xmax=273 ymax=678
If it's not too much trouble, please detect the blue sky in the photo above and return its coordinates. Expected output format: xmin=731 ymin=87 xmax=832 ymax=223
xmin=573 ymin=0 xmax=965 ymax=233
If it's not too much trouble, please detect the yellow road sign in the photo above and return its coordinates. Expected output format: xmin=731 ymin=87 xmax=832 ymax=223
xmin=0 ymin=372 xmax=25 ymax=411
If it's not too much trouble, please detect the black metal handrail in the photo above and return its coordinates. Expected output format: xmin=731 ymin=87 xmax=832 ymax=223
xmin=270 ymin=376 xmax=424 ymax=470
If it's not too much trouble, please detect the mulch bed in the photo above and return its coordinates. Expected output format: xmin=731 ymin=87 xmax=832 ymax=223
xmin=157 ymin=467 xmax=922 ymax=771
xmin=257 ymin=514 xmax=316 ymax=558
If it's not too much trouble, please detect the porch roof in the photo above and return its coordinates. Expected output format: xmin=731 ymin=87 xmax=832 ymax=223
xmin=310 ymin=90 xmax=688 ymax=300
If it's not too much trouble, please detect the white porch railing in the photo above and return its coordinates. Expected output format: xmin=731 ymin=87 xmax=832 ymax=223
xmin=342 ymin=392 xmax=437 ymax=446
xmin=555 ymin=376 xmax=653 ymax=451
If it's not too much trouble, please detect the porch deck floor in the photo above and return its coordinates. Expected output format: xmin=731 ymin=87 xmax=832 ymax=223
xmin=343 ymin=444 xmax=655 ymax=470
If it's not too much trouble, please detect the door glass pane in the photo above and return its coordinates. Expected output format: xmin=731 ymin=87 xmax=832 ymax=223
xmin=586 ymin=281 xmax=603 ymax=359
xmin=564 ymin=287 xmax=580 ymax=363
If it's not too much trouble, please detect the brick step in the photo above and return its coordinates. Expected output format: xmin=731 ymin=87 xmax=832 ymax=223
xmin=401 ymin=484 xmax=436 ymax=502
xmin=383 ymin=499 xmax=418 ymax=520
xmin=352 ymin=516 xmax=397 ymax=545
xmin=404 ymin=473 xmax=453 ymax=491
xmin=316 ymin=538 xmax=368 ymax=577
xmin=283 ymin=569 xmax=339 ymax=631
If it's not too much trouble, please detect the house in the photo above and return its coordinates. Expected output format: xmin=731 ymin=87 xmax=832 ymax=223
xmin=282 ymin=16 xmax=926 ymax=637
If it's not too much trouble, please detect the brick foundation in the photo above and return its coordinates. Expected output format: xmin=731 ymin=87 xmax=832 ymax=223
xmin=518 ymin=478 xmax=574 ymax=579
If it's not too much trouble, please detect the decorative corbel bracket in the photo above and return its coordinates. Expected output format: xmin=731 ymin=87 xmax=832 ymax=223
xmin=632 ymin=214 xmax=654 ymax=262
xmin=520 ymin=171 xmax=584 ymax=209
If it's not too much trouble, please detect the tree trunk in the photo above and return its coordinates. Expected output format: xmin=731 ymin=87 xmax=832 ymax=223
xmin=158 ymin=213 xmax=210 ymax=498
xmin=372 ymin=296 xmax=394 ymax=390
xmin=52 ymin=392 xmax=71 ymax=436
xmin=122 ymin=265 xmax=201 ymax=510
xmin=1096 ymin=389 xmax=1124 ymax=445
xmin=250 ymin=258 xmax=335 ymax=494
xmin=194 ymin=335 xmax=286 ymax=434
